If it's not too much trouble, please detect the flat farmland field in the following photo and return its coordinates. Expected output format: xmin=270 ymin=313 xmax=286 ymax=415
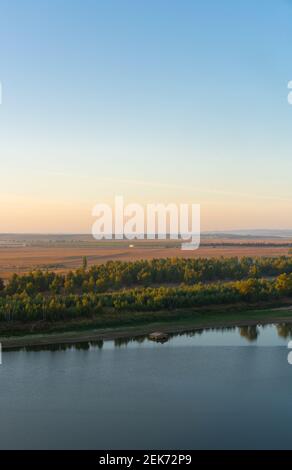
xmin=0 ymin=234 xmax=291 ymax=279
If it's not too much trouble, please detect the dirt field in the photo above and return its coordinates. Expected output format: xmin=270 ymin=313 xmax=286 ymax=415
xmin=0 ymin=235 xmax=291 ymax=279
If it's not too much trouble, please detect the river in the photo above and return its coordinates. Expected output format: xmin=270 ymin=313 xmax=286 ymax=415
xmin=1 ymin=324 xmax=292 ymax=449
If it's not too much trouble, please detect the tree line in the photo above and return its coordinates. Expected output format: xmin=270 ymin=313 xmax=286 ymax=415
xmin=3 ymin=256 xmax=292 ymax=297
xmin=0 ymin=267 xmax=292 ymax=322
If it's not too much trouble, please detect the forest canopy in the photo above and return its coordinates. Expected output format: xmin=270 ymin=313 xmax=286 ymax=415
xmin=1 ymin=256 xmax=292 ymax=322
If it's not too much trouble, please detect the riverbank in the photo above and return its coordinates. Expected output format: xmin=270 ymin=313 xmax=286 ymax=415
xmin=2 ymin=306 xmax=292 ymax=350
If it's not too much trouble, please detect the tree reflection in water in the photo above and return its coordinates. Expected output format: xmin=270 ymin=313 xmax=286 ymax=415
xmin=239 ymin=325 xmax=259 ymax=342
xmin=8 ymin=322 xmax=292 ymax=352
xmin=276 ymin=323 xmax=292 ymax=339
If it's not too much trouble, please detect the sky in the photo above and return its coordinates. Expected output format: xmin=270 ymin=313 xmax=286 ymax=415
xmin=1 ymin=0 xmax=292 ymax=233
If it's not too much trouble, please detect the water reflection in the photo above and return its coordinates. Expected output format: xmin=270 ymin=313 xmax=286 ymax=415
xmin=239 ymin=325 xmax=259 ymax=342
xmin=7 ymin=322 xmax=292 ymax=352
xmin=10 ymin=340 xmax=104 ymax=352
xmin=114 ymin=336 xmax=146 ymax=347
xmin=276 ymin=323 xmax=292 ymax=339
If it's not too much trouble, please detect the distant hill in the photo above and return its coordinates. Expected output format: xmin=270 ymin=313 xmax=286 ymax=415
xmin=203 ymin=230 xmax=292 ymax=239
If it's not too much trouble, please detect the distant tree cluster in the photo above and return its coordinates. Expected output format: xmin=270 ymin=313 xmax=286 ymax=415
xmin=4 ymin=256 xmax=292 ymax=297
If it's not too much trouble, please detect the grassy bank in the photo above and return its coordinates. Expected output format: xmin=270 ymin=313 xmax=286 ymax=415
xmin=2 ymin=304 xmax=292 ymax=350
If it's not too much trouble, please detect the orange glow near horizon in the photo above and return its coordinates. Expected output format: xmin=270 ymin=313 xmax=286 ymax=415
xmin=1 ymin=192 xmax=292 ymax=234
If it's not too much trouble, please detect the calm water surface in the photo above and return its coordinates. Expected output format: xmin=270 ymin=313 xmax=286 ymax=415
xmin=1 ymin=324 xmax=292 ymax=449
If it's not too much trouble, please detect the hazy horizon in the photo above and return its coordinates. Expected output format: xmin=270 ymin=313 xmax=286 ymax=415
xmin=2 ymin=229 xmax=292 ymax=237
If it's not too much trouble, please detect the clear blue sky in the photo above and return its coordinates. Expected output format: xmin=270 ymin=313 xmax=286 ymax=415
xmin=1 ymin=0 xmax=292 ymax=232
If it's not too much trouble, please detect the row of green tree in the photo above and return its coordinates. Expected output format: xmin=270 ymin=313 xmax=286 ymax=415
xmin=0 ymin=273 xmax=292 ymax=322
xmin=3 ymin=256 xmax=292 ymax=296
